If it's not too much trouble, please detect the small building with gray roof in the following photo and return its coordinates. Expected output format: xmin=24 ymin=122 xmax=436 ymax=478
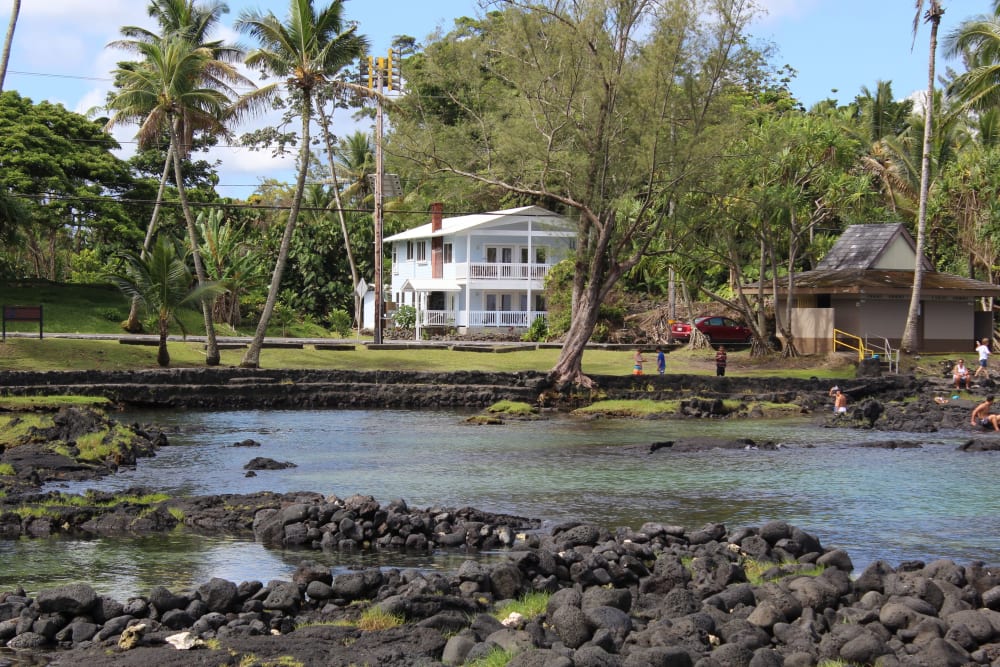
xmin=750 ymin=223 xmax=1000 ymax=354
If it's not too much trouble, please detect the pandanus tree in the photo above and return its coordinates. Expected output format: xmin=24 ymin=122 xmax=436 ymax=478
xmin=106 ymin=234 xmax=224 ymax=367
xmin=109 ymin=0 xmax=252 ymax=337
xmin=235 ymin=0 xmax=368 ymax=368
xmin=105 ymin=35 xmax=247 ymax=366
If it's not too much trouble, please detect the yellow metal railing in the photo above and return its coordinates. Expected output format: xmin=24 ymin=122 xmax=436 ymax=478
xmin=833 ymin=329 xmax=865 ymax=361
xmin=833 ymin=329 xmax=900 ymax=374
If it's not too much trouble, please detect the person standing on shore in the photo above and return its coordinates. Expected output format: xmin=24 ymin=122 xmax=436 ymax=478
xmin=715 ymin=345 xmax=727 ymax=377
xmin=832 ymin=388 xmax=848 ymax=414
xmin=975 ymin=339 xmax=991 ymax=379
xmin=656 ymin=347 xmax=665 ymax=375
xmin=633 ymin=349 xmax=645 ymax=375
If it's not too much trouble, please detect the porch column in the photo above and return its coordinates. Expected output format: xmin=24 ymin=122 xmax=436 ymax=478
xmin=465 ymin=234 xmax=472 ymax=329
xmin=527 ymin=219 xmax=533 ymax=325
xmin=415 ymin=290 xmax=422 ymax=341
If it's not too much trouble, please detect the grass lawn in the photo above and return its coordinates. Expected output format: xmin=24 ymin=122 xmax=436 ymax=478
xmin=1 ymin=281 xmax=949 ymax=380
xmin=0 ymin=335 xmax=868 ymax=379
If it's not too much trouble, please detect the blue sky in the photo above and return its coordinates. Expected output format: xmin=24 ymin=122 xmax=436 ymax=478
xmin=1 ymin=0 xmax=978 ymax=198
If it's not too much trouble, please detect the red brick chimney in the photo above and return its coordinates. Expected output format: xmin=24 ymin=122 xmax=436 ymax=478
xmin=431 ymin=202 xmax=443 ymax=232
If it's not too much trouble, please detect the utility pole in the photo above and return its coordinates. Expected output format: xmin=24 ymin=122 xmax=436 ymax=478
xmin=366 ymin=50 xmax=401 ymax=345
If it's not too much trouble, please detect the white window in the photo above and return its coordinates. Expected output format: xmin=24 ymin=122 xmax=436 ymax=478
xmin=416 ymin=241 xmax=427 ymax=262
xmin=406 ymin=241 xmax=413 ymax=260
xmin=443 ymin=243 xmax=453 ymax=263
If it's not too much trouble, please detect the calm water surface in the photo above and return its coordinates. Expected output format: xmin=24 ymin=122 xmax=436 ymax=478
xmin=3 ymin=408 xmax=998 ymax=599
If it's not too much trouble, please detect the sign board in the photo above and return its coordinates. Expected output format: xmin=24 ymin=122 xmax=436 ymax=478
xmin=355 ymin=279 xmax=369 ymax=298
xmin=366 ymin=173 xmax=403 ymax=198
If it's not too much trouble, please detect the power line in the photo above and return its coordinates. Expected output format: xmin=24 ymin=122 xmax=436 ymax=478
xmin=11 ymin=190 xmax=566 ymax=220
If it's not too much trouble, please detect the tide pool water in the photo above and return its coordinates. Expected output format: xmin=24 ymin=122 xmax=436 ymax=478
xmin=2 ymin=408 xmax=996 ymax=599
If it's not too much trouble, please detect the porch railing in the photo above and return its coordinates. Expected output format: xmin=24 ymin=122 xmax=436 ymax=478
xmin=421 ymin=310 xmax=455 ymax=327
xmin=417 ymin=310 xmax=546 ymax=328
xmin=468 ymin=310 xmax=540 ymax=327
xmin=467 ymin=262 xmax=550 ymax=280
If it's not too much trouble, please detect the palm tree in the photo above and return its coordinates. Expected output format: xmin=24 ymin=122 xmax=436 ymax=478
xmin=0 ymin=0 xmax=20 ymax=91
xmin=197 ymin=208 xmax=262 ymax=326
xmin=902 ymin=0 xmax=945 ymax=354
xmin=945 ymin=1 xmax=1000 ymax=112
xmin=106 ymin=35 xmax=240 ymax=366
xmin=235 ymin=0 xmax=368 ymax=368
xmin=110 ymin=0 xmax=251 ymax=335
xmin=106 ymin=234 xmax=224 ymax=367
xmin=332 ymin=131 xmax=376 ymax=204
xmin=316 ymin=98 xmax=362 ymax=328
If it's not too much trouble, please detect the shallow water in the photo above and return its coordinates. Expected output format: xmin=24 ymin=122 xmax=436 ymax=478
xmin=3 ymin=409 xmax=998 ymax=599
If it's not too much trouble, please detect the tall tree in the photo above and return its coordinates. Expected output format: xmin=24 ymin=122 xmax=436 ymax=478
xmin=393 ymin=0 xmax=760 ymax=386
xmin=0 ymin=0 xmax=19 ymax=92
xmin=110 ymin=0 xmax=251 ymax=334
xmin=902 ymin=0 xmax=945 ymax=353
xmin=106 ymin=36 xmax=239 ymax=365
xmin=235 ymin=0 xmax=368 ymax=368
xmin=0 ymin=92 xmax=133 ymax=280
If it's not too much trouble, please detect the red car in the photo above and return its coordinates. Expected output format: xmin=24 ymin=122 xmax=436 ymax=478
xmin=671 ymin=316 xmax=754 ymax=345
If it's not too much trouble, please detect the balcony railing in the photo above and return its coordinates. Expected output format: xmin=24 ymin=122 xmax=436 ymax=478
xmin=468 ymin=262 xmax=550 ymax=280
xmin=418 ymin=310 xmax=546 ymax=328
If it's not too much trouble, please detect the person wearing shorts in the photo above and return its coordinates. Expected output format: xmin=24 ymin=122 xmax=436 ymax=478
xmin=971 ymin=395 xmax=999 ymax=431
xmin=975 ymin=339 xmax=991 ymax=379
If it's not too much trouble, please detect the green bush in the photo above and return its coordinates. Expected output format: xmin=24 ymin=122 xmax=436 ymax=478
xmin=393 ymin=305 xmax=416 ymax=330
xmin=521 ymin=315 xmax=548 ymax=342
xmin=101 ymin=308 xmax=124 ymax=323
xmin=328 ymin=309 xmax=352 ymax=336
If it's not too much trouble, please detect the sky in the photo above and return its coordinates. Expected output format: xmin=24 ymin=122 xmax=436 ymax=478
xmin=0 ymin=0 xmax=981 ymax=199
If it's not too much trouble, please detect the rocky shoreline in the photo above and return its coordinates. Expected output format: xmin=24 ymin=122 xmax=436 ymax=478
xmin=1 ymin=495 xmax=998 ymax=666
xmin=3 ymin=370 xmax=1000 ymax=665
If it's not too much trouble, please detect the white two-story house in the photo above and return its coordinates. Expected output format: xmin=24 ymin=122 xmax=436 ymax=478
xmin=380 ymin=204 xmax=576 ymax=337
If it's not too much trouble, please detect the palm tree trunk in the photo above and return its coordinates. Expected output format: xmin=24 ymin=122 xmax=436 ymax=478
xmin=317 ymin=104 xmax=361 ymax=328
xmin=902 ymin=2 xmax=942 ymax=353
xmin=0 ymin=0 xmax=20 ymax=92
xmin=124 ymin=149 xmax=173 ymax=333
xmin=168 ymin=118 xmax=220 ymax=365
xmin=241 ymin=94 xmax=313 ymax=368
xmin=157 ymin=313 xmax=170 ymax=367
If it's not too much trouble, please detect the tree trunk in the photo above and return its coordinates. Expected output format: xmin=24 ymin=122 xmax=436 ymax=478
xmin=124 ymin=149 xmax=173 ymax=333
xmin=168 ymin=119 xmax=219 ymax=365
xmin=317 ymin=104 xmax=361 ymax=327
xmin=241 ymin=94 xmax=313 ymax=368
xmin=549 ymin=292 xmax=602 ymax=388
xmin=157 ymin=313 xmax=170 ymax=367
xmin=0 ymin=0 xmax=20 ymax=92
xmin=902 ymin=3 xmax=941 ymax=353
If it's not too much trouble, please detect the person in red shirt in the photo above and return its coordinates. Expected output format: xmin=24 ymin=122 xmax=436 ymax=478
xmin=715 ymin=345 xmax=727 ymax=377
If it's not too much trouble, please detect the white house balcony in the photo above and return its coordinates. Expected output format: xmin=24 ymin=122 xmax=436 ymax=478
xmin=418 ymin=310 xmax=546 ymax=328
xmin=456 ymin=262 xmax=552 ymax=281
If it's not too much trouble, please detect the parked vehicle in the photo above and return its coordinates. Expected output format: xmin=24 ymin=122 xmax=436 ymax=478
xmin=671 ymin=316 xmax=754 ymax=344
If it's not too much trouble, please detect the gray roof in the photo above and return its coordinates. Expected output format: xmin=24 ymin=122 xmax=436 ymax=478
xmin=815 ymin=223 xmax=931 ymax=271
xmin=752 ymin=269 xmax=1000 ymax=297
